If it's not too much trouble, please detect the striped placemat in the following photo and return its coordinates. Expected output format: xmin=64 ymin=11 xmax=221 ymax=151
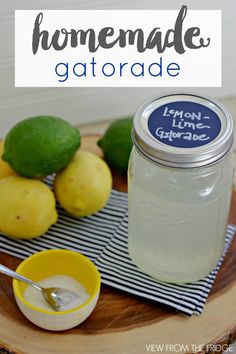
xmin=1 ymin=177 xmax=235 ymax=316
xmin=95 ymin=214 xmax=236 ymax=316
xmin=0 ymin=188 xmax=128 ymax=263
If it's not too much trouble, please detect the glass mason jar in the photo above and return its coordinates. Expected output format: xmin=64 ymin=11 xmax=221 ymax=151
xmin=128 ymin=94 xmax=234 ymax=283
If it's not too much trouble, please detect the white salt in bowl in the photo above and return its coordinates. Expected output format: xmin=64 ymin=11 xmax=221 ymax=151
xmin=13 ymin=249 xmax=101 ymax=331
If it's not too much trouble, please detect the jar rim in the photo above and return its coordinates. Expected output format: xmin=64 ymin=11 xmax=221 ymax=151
xmin=132 ymin=138 xmax=233 ymax=170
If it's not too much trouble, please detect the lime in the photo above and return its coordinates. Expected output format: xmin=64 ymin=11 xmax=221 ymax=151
xmin=54 ymin=151 xmax=112 ymax=217
xmin=0 ymin=141 xmax=17 ymax=179
xmin=2 ymin=116 xmax=81 ymax=178
xmin=97 ymin=117 xmax=133 ymax=175
xmin=0 ymin=175 xmax=57 ymax=239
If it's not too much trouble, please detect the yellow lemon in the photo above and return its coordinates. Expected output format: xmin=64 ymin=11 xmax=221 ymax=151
xmin=55 ymin=151 xmax=112 ymax=217
xmin=0 ymin=176 xmax=58 ymax=239
xmin=0 ymin=141 xmax=17 ymax=179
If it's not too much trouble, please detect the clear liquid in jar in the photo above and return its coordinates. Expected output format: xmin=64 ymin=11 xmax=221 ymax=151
xmin=128 ymin=151 xmax=233 ymax=283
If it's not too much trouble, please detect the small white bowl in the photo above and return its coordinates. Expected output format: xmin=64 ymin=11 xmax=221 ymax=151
xmin=13 ymin=249 xmax=100 ymax=331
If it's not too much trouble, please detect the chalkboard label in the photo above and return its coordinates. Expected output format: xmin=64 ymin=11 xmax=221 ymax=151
xmin=147 ymin=101 xmax=221 ymax=148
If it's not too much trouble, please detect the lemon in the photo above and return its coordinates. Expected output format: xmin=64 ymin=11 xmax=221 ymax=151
xmin=0 ymin=176 xmax=57 ymax=239
xmin=97 ymin=117 xmax=133 ymax=175
xmin=54 ymin=151 xmax=112 ymax=217
xmin=2 ymin=116 xmax=81 ymax=178
xmin=0 ymin=141 xmax=17 ymax=179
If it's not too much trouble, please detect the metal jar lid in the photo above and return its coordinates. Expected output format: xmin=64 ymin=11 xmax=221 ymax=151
xmin=133 ymin=93 xmax=234 ymax=168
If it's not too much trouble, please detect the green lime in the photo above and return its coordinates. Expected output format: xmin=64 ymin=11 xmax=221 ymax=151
xmin=97 ymin=117 xmax=133 ymax=175
xmin=2 ymin=116 xmax=81 ymax=178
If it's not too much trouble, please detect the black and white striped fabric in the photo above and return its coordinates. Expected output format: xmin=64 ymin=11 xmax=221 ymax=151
xmin=0 ymin=178 xmax=235 ymax=316
xmin=0 ymin=188 xmax=128 ymax=263
xmin=96 ymin=214 xmax=236 ymax=316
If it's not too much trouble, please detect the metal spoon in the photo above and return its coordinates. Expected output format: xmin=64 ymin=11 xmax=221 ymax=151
xmin=0 ymin=264 xmax=79 ymax=311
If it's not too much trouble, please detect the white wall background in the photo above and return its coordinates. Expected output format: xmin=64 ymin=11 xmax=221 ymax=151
xmin=0 ymin=0 xmax=236 ymax=137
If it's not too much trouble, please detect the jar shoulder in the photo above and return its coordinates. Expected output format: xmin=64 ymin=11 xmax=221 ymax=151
xmin=129 ymin=148 xmax=234 ymax=203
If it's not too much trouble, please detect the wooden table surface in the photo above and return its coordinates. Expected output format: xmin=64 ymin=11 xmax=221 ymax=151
xmin=1 ymin=135 xmax=236 ymax=354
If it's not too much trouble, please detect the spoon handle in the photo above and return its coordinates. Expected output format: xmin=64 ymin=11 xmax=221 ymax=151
xmin=0 ymin=264 xmax=42 ymax=292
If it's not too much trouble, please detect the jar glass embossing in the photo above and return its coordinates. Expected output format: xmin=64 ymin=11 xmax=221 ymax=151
xmin=128 ymin=94 xmax=234 ymax=283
